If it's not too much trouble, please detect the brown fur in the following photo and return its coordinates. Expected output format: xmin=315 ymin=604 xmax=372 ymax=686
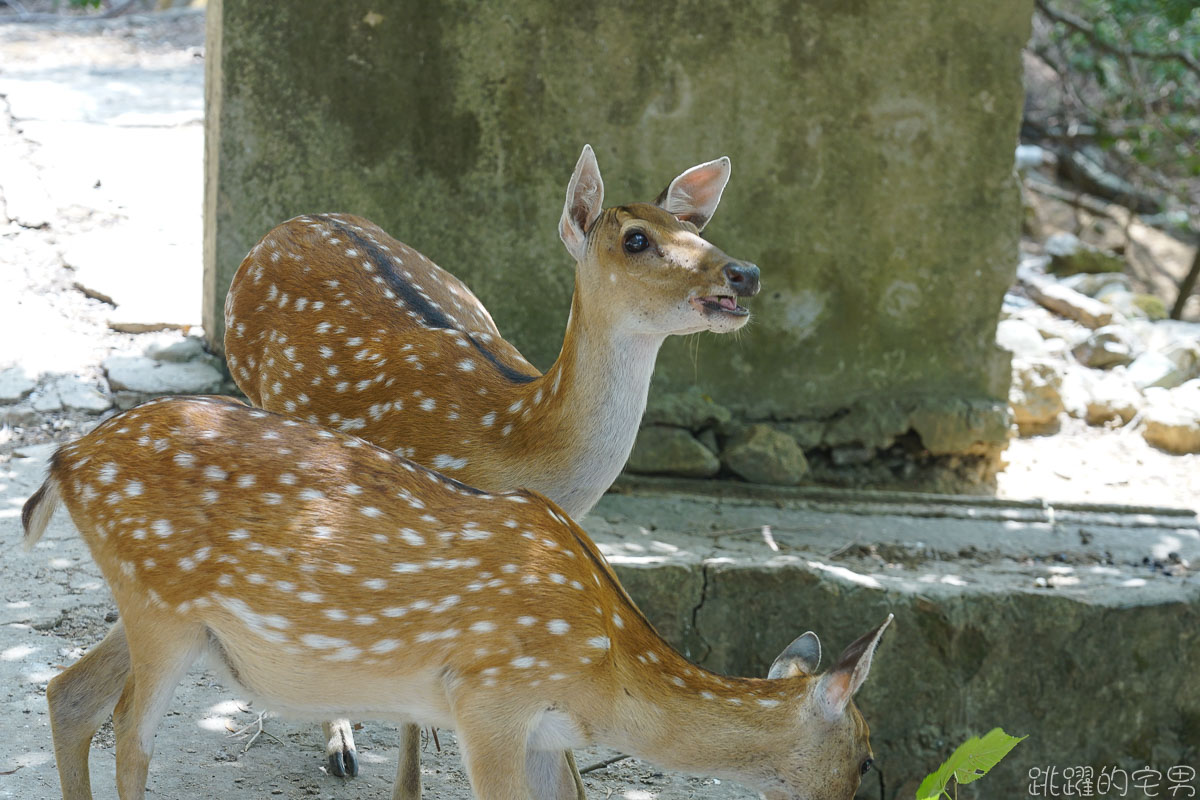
xmin=28 ymin=397 xmax=888 ymax=800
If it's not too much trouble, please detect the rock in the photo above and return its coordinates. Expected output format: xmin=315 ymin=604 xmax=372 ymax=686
xmin=30 ymin=389 xmax=63 ymax=413
xmin=1127 ymin=351 xmax=1190 ymax=391
xmin=696 ymin=428 xmax=719 ymax=455
xmin=1058 ymin=365 xmax=1093 ymax=419
xmin=1094 ymin=289 xmax=1149 ymax=321
xmin=53 ymin=377 xmax=113 ymax=413
xmin=1072 ymin=325 xmax=1138 ymax=369
xmin=830 ymin=446 xmax=875 ymax=466
xmin=908 ymin=399 xmax=1010 ymax=455
xmin=626 ymin=426 xmax=720 ymax=478
xmin=1 ymin=404 xmax=42 ymax=427
xmin=996 ymin=318 xmax=1050 ymax=358
xmin=0 ymin=366 xmax=37 ymax=403
xmin=1141 ymin=403 xmax=1200 ymax=454
xmin=1044 ymin=232 xmax=1125 ymax=275
xmin=643 ymin=387 xmax=732 ymax=431
xmin=113 ymin=391 xmax=145 ymax=411
xmin=1015 ymin=144 xmax=1051 ymax=171
xmin=822 ymin=399 xmax=910 ymax=450
xmin=102 ymin=355 xmax=223 ymax=395
xmin=1131 ymin=319 xmax=1200 ymax=355
xmin=1010 ymin=358 xmax=1064 ymax=436
xmin=1057 ymin=272 xmax=1130 ymax=298
xmin=145 ymin=335 xmax=209 ymax=364
xmin=720 ymin=424 xmax=809 ymax=485
xmin=775 ymin=420 xmax=825 ymax=449
xmin=1017 ymin=266 xmax=1116 ymax=329
xmin=1084 ymin=371 xmax=1143 ymax=426
xmin=1132 ymin=294 xmax=1168 ymax=321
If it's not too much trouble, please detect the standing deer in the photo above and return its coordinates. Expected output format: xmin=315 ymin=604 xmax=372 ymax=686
xmin=223 ymin=145 xmax=762 ymax=785
xmin=24 ymin=396 xmax=891 ymax=800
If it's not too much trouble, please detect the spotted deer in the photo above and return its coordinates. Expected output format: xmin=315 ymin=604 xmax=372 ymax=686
xmin=224 ymin=144 xmax=759 ymax=517
xmin=25 ymin=396 xmax=891 ymax=800
xmin=223 ymin=144 xmax=762 ymax=784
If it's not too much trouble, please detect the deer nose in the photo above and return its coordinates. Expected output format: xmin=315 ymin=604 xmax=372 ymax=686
xmin=722 ymin=262 xmax=760 ymax=297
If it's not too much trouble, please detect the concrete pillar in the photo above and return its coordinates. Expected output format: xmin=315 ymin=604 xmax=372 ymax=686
xmin=204 ymin=0 xmax=1031 ymax=454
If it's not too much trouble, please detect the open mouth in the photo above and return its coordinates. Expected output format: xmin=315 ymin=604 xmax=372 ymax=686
xmin=691 ymin=295 xmax=749 ymax=317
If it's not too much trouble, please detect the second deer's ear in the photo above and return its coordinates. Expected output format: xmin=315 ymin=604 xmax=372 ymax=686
xmin=768 ymin=631 xmax=822 ymax=679
xmin=654 ymin=156 xmax=731 ymax=231
xmin=559 ymin=144 xmax=605 ymax=262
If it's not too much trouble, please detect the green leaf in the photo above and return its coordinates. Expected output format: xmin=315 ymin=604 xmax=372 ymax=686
xmin=915 ymin=729 xmax=1027 ymax=800
xmin=953 ymin=728 xmax=1027 ymax=785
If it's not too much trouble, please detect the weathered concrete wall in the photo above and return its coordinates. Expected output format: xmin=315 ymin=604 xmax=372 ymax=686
xmin=594 ymin=488 xmax=1200 ymax=798
xmin=203 ymin=0 xmax=1030 ymax=459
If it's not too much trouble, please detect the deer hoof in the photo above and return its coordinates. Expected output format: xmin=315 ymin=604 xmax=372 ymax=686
xmin=328 ymin=747 xmax=359 ymax=778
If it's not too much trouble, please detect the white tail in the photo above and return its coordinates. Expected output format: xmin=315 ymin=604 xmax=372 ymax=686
xmin=224 ymin=145 xmax=760 ymax=520
xmin=26 ymin=396 xmax=890 ymax=800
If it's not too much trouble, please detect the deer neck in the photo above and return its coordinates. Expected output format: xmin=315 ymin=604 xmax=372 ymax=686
xmin=506 ymin=281 xmax=665 ymax=517
xmin=602 ymin=647 xmax=804 ymax=785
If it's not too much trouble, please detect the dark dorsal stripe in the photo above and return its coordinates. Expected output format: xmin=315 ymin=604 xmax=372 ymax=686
xmin=325 ymin=218 xmax=537 ymax=386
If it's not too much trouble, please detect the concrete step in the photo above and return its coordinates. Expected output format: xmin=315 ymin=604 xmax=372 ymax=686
xmin=590 ymin=477 xmax=1200 ymax=798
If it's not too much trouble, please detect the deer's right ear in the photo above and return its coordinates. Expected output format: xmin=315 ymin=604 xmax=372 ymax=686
xmin=816 ymin=614 xmax=893 ymax=719
xmin=768 ymin=631 xmax=821 ymax=679
xmin=559 ymin=144 xmax=604 ymax=262
xmin=654 ymin=156 xmax=731 ymax=231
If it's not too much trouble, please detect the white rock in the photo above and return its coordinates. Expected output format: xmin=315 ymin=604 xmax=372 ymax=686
xmin=53 ymin=376 xmax=112 ymax=413
xmin=1084 ymin=370 xmax=1143 ymax=426
xmin=1127 ymin=352 xmax=1188 ymax=391
xmin=1140 ymin=380 xmax=1200 ymax=453
xmin=0 ymin=366 xmax=37 ymax=403
xmin=1010 ymin=358 xmax=1064 ymax=436
xmin=1 ymin=405 xmax=42 ymax=427
xmin=1072 ymin=325 xmax=1138 ymax=369
xmin=996 ymin=319 xmax=1049 ymax=357
xmin=1142 ymin=406 xmax=1200 ymax=454
xmin=103 ymin=355 xmax=222 ymax=394
xmin=30 ymin=389 xmax=63 ymax=413
xmin=1059 ymin=365 xmax=1094 ymax=419
xmin=145 ymin=335 xmax=208 ymax=364
xmin=1058 ymin=272 xmax=1130 ymax=298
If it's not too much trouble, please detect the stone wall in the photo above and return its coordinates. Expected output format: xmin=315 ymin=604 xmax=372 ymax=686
xmin=203 ymin=0 xmax=1032 ymax=483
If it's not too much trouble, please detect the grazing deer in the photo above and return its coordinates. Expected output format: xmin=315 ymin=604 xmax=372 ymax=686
xmin=25 ymin=396 xmax=890 ymax=800
xmin=223 ymin=144 xmax=761 ymax=784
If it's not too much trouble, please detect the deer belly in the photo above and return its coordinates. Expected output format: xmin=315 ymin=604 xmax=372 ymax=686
xmin=203 ymin=626 xmax=454 ymax=726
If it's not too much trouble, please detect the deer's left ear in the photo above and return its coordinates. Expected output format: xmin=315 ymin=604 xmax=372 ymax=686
xmin=817 ymin=614 xmax=893 ymax=718
xmin=560 ymin=144 xmax=605 ymax=262
xmin=768 ymin=631 xmax=822 ymax=679
xmin=653 ymin=156 xmax=731 ymax=231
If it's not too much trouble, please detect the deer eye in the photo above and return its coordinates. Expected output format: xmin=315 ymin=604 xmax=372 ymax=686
xmin=623 ymin=230 xmax=650 ymax=254
xmin=860 ymin=758 xmax=874 ymax=776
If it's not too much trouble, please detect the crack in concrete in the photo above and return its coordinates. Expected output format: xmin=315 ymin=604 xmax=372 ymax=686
xmin=689 ymin=561 xmax=713 ymax=665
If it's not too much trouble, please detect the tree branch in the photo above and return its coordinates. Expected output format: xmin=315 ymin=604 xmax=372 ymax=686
xmin=1034 ymin=0 xmax=1200 ymax=79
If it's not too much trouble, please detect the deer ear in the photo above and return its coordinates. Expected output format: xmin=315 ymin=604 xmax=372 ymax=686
xmin=559 ymin=144 xmax=605 ymax=262
xmin=817 ymin=614 xmax=893 ymax=718
xmin=653 ymin=156 xmax=731 ymax=231
xmin=768 ymin=631 xmax=821 ymax=679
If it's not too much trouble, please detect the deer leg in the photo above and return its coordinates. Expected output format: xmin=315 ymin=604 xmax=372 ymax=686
xmin=527 ymin=749 xmax=587 ymax=800
xmin=46 ymin=620 xmax=132 ymax=800
xmin=448 ymin=691 xmax=530 ymax=800
xmin=322 ymin=718 xmax=360 ymax=777
xmin=565 ymin=750 xmax=588 ymax=800
xmin=111 ymin=614 xmax=202 ymax=800
xmin=389 ymin=722 xmax=422 ymax=800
